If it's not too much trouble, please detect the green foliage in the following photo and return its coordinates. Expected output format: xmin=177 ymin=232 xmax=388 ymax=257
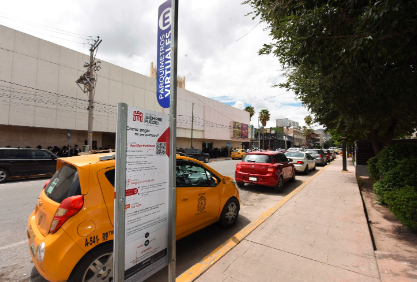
xmin=244 ymin=106 xmax=255 ymax=121
xmin=367 ymin=156 xmax=379 ymax=180
xmin=373 ymin=158 xmax=417 ymax=202
xmin=375 ymin=143 xmax=417 ymax=177
xmin=258 ymin=109 xmax=270 ymax=127
xmin=244 ymin=0 xmax=417 ymax=154
xmin=383 ymin=186 xmax=417 ymax=232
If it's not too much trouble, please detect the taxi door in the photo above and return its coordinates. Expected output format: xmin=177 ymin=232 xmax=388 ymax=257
xmin=176 ymin=160 xmax=221 ymax=237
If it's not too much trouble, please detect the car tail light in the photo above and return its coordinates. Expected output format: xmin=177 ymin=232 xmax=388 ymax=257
xmin=49 ymin=195 xmax=84 ymax=234
xmin=319 ymin=154 xmax=323 ymax=158
xmin=267 ymin=166 xmax=275 ymax=172
xmin=43 ymin=180 xmax=50 ymax=190
xmin=236 ymin=163 xmax=241 ymax=170
xmin=297 ymin=161 xmax=304 ymax=164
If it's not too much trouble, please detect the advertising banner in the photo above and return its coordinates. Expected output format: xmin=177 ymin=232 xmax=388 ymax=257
xmin=156 ymin=0 xmax=172 ymax=108
xmin=121 ymin=106 xmax=170 ymax=280
xmin=232 ymin=121 xmax=241 ymax=138
xmin=240 ymin=123 xmax=248 ymax=138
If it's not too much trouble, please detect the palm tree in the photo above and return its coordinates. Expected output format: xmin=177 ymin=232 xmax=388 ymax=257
xmin=244 ymin=106 xmax=255 ymax=121
xmin=259 ymin=109 xmax=270 ymax=149
xmin=304 ymin=115 xmax=312 ymax=127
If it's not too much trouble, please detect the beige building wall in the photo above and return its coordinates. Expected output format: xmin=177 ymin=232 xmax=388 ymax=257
xmin=0 ymin=24 xmax=250 ymax=149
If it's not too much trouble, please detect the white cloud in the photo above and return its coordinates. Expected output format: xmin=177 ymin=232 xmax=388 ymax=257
xmin=0 ymin=0 xmax=313 ymax=128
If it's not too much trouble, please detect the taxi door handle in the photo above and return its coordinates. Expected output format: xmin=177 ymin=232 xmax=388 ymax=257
xmin=181 ymin=197 xmax=188 ymax=201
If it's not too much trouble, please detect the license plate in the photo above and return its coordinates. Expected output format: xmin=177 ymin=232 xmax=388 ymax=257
xmin=249 ymin=177 xmax=257 ymax=181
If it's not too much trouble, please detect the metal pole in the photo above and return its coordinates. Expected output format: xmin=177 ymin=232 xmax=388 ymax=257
xmin=284 ymin=127 xmax=288 ymax=150
xmin=342 ymin=137 xmax=347 ymax=171
xmin=87 ymin=48 xmax=94 ymax=151
xmin=191 ymin=103 xmax=194 ymax=148
xmin=114 ymin=103 xmax=128 ymax=282
xmin=168 ymin=0 xmax=178 ymax=281
xmin=68 ymin=137 xmax=70 ymax=157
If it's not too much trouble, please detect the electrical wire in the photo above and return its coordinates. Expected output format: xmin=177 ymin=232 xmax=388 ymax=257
xmin=0 ymin=12 xmax=92 ymax=39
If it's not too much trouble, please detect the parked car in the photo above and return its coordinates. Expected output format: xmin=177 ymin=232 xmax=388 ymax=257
xmin=324 ymin=149 xmax=332 ymax=162
xmin=177 ymin=148 xmax=210 ymax=163
xmin=304 ymin=149 xmax=327 ymax=166
xmin=27 ymin=153 xmax=240 ymax=282
xmin=231 ymin=149 xmax=246 ymax=160
xmin=284 ymin=152 xmax=316 ymax=174
xmin=286 ymin=147 xmax=304 ymax=153
xmin=235 ymin=151 xmax=296 ymax=192
xmin=0 ymin=148 xmax=57 ymax=183
xmin=329 ymin=149 xmax=337 ymax=160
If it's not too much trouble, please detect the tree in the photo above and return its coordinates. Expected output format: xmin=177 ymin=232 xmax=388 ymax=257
xmin=259 ymin=109 xmax=270 ymax=149
xmin=244 ymin=105 xmax=255 ymax=121
xmin=304 ymin=116 xmax=312 ymax=127
xmin=302 ymin=126 xmax=315 ymax=148
xmin=244 ymin=0 xmax=417 ymax=155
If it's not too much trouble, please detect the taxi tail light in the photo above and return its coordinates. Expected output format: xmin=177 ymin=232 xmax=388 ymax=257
xmin=42 ymin=180 xmax=50 ymax=190
xmin=267 ymin=166 xmax=275 ymax=172
xmin=296 ymin=161 xmax=304 ymax=164
xmin=236 ymin=163 xmax=241 ymax=170
xmin=49 ymin=195 xmax=84 ymax=234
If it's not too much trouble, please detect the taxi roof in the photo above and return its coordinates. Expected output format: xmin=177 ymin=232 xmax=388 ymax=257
xmin=58 ymin=153 xmax=193 ymax=168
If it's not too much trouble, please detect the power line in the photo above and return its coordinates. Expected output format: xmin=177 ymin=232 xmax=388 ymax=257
xmin=234 ymin=22 xmax=261 ymax=42
xmin=0 ymin=12 xmax=92 ymax=39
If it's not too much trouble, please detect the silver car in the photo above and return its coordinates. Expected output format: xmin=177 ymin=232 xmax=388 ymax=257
xmin=285 ymin=152 xmax=316 ymax=174
xmin=305 ymin=149 xmax=327 ymax=166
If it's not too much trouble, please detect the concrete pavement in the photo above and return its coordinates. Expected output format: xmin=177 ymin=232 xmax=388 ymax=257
xmin=193 ymin=158 xmax=381 ymax=282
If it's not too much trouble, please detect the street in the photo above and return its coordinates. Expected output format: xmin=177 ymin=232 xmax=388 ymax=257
xmin=0 ymin=159 xmax=326 ymax=282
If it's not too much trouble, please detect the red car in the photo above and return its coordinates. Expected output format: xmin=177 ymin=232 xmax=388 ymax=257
xmin=235 ymin=151 xmax=296 ymax=192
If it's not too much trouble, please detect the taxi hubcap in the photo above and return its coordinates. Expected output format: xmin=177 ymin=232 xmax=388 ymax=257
xmin=225 ymin=202 xmax=237 ymax=224
xmin=83 ymin=253 xmax=113 ymax=282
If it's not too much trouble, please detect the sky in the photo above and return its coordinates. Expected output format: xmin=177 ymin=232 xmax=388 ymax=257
xmin=0 ymin=0 xmax=313 ymax=128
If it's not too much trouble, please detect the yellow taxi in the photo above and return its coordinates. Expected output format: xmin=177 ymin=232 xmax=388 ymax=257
xmin=231 ymin=149 xmax=247 ymax=160
xmin=27 ymin=153 xmax=240 ymax=282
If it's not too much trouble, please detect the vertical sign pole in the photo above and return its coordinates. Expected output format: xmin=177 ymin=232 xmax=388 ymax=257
xmin=114 ymin=103 xmax=128 ymax=282
xmin=168 ymin=0 xmax=179 ymax=281
xmin=342 ymin=137 xmax=347 ymax=171
xmin=67 ymin=130 xmax=71 ymax=157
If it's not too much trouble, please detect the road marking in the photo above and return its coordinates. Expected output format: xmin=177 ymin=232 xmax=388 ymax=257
xmin=177 ymin=165 xmax=330 ymax=282
xmin=0 ymin=240 xmax=27 ymax=251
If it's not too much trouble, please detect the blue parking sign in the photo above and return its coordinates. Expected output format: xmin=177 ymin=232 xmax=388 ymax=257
xmin=156 ymin=0 xmax=172 ymax=108
xmin=67 ymin=130 xmax=71 ymax=140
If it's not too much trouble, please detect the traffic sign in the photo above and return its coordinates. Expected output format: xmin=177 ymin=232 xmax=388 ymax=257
xmin=227 ymin=142 xmax=231 ymax=147
xmin=67 ymin=130 xmax=71 ymax=140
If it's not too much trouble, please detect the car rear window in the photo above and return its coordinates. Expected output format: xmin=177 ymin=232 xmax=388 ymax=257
xmin=243 ymin=154 xmax=272 ymax=163
xmin=44 ymin=165 xmax=81 ymax=203
xmin=286 ymin=152 xmax=304 ymax=158
xmin=306 ymin=150 xmax=319 ymax=154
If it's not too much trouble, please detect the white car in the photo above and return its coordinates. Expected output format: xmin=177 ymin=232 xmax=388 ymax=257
xmin=286 ymin=147 xmax=304 ymax=153
xmin=285 ymin=151 xmax=316 ymax=174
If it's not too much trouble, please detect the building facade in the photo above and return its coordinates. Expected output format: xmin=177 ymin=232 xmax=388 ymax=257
xmin=0 ymin=25 xmax=250 ymax=150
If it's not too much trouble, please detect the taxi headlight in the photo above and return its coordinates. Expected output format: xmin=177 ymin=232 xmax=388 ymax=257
xmin=37 ymin=242 xmax=45 ymax=262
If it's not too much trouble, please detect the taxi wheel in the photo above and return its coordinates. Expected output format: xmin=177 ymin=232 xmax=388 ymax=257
xmin=0 ymin=168 xmax=9 ymax=183
xmin=68 ymin=243 xmax=113 ymax=282
xmin=274 ymin=176 xmax=284 ymax=192
xmin=219 ymin=198 xmax=239 ymax=228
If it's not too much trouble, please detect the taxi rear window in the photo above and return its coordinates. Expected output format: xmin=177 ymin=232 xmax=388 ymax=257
xmin=44 ymin=165 xmax=81 ymax=203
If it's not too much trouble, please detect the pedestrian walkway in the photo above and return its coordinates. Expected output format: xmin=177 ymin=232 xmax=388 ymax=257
xmin=194 ymin=158 xmax=381 ymax=282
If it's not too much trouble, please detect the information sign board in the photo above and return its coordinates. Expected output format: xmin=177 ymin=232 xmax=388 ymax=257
xmin=116 ymin=105 xmax=170 ymax=280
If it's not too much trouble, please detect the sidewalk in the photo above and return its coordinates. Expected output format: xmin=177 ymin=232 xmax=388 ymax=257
xmin=195 ymin=158 xmax=381 ymax=282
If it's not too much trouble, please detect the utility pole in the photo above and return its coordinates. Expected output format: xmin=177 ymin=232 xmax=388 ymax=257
xmin=342 ymin=136 xmax=347 ymax=171
xmin=258 ymin=117 xmax=260 ymax=149
xmin=191 ymin=103 xmax=194 ymax=148
xmin=75 ymin=37 xmax=102 ymax=151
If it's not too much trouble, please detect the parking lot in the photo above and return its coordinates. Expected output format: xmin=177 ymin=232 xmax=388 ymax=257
xmin=0 ymin=159 xmax=325 ymax=282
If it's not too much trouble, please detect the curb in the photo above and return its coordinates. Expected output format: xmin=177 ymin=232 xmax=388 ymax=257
xmin=176 ymin=164 xmax=330 ymax=282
